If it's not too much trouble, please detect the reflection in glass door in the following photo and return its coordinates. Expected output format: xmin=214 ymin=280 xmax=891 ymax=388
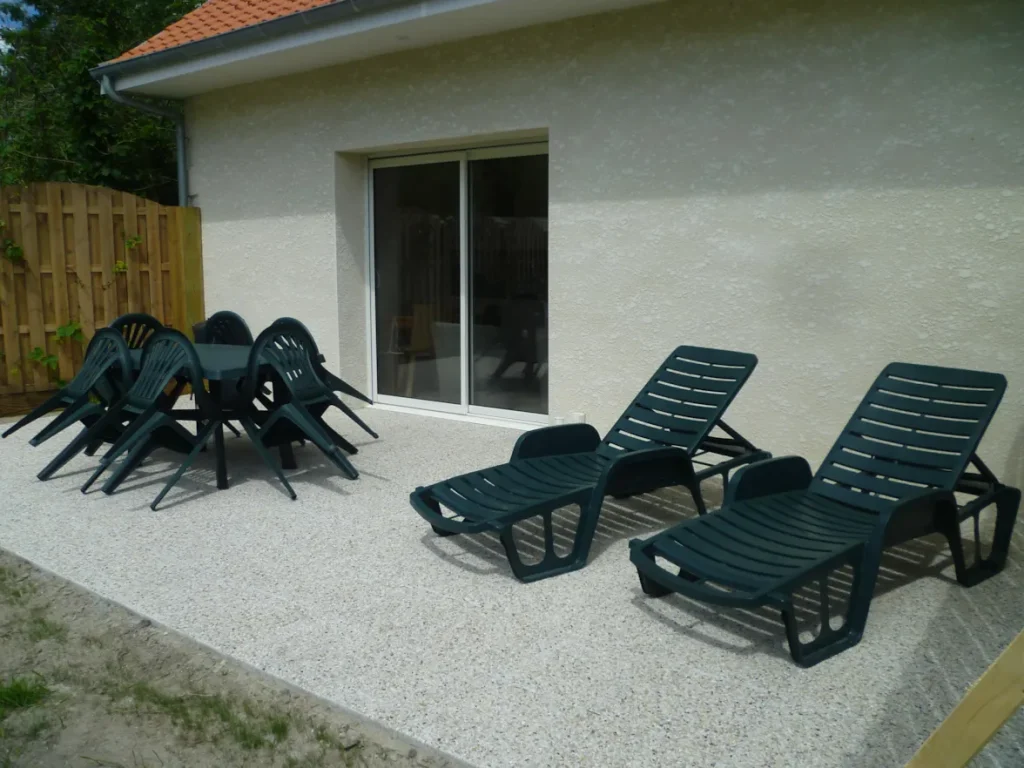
xmin=370 ymin=145 xmax=548 ymax=420
xmin=372 ymin=160 xmax=461 ymax=405
xmin=469 ymin=154 xmax=548 ymax=415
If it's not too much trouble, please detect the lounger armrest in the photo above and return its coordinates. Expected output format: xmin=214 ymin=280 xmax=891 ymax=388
xmin=878 ymin=488 xmax=959 ymax=546
xmin=724 ymin=455 xmax=812 ymax=504
xmin=598 ymin=446 xmax=696 ymax=498
xmin=511 ymin=423 xmax=602 ymax=461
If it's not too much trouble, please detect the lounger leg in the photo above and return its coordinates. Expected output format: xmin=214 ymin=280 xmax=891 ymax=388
xmin=636 ymin=570 xmax=673 ymax=597
xmin=417 ymin=494 xmax=460 ymax=537
xmin=781 ymin=552 xmax=879 ymax=668
xmin=498 ymin=497 xmax=597 ymax=583
xmin=687 ymin=476 xmax=708 ymax=517
xmin=941 ymin=486 xmax=1021 ymax=588
xmin=224 ymin=421 xmax=241 ymax=438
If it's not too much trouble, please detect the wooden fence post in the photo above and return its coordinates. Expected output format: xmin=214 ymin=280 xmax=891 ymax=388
xmin=0 ymin=187 xmax=22 ymax=392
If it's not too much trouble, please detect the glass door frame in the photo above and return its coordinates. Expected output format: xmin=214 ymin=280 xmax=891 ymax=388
xmin=367 ymin=142 xmax=549 ymax=424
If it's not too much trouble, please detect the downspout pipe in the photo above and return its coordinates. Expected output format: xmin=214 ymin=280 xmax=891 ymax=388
xmin=99 ymin=75 xmax=188 ymax=207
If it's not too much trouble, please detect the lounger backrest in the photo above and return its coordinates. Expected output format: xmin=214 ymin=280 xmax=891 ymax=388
xmin=810 ymin=363 xmax=1006 ymax=514
xmin=597 ymin=346 xmax=758 ymax=459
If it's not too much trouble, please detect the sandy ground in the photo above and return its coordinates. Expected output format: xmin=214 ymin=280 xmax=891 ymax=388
xmin=0 ymin=548 xmax=463 ymax=768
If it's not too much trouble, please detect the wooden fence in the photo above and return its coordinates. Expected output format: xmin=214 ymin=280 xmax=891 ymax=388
xmin=0 ymin=182 xmax=203 ymax=396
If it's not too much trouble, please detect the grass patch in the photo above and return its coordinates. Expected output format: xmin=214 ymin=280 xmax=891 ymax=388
xmin=122 ymin=682 xmax=293 ymax=751
xmin=269 ymin=715 xmax=289 ymax=741
xmin=0 ymin=567 xmax=33 ymax=605
xmin=26 ymin=614 xmax=68 ymax=643
xmin=0 ymin=678 xmax=49 ymax=720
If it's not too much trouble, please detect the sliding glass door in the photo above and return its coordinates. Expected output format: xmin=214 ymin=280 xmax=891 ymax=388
xmin=370 ymin=144 xmax=548 ymax=420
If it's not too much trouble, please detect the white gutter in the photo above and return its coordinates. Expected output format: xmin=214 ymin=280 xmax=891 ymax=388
xmin=99 ymin=75 xmax=188 ymax=207
xmin=90 ymin=0 xmax=664 ymax=98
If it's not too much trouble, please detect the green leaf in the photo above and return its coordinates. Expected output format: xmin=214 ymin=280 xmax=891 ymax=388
xmin=56 ymin=320 xmax=85 ymax=344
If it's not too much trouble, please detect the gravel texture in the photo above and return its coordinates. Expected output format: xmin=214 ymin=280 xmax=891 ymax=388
xmin=0 ymin=407 xmax=1021 ymax=767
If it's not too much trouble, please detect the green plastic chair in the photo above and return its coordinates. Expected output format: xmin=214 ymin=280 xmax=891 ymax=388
xmin=232 ymin=320 xmax=375 ymax=499
xmin=77 ymin=330 xmax=224 ymax=509
xmin=197 ymin=310 xmax=254 ymax=346
xmin=410 ymin=346 xmax=769 ymax=582
xmin=271 ymin=317 xmax=373 ymax=405
xmin=630 ymin=362 xmax=1020 ymax=667
xmin=110 ymin=312 xmax=163 ymax=349
xmin=1 ymin=328 xmax=132 ymax=446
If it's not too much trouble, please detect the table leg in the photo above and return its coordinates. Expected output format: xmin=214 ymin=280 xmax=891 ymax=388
xmin=208 ymin=379 xmax=229 ymax=490
xmin=215 ymin=423 xmax=228 ymax=489
xmin=279 ymin=442 xmax=297 ymax=470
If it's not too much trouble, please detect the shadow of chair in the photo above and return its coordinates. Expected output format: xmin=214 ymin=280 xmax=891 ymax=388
xmin=425 ymin=481 xmax=725 ymax=580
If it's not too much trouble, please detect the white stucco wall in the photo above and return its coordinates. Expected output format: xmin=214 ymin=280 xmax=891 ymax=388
xmin=188 ymin=0 xmax=1024 ymax=481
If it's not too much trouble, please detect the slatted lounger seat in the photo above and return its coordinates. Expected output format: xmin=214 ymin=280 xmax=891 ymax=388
xmin=630 ymin=363 xmax=1020 ymax=667
xmin=410 ymin=346 xmax=770 ymax=582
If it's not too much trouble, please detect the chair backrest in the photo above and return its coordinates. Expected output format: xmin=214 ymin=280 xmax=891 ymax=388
xmin=247 ymin=320 xmax=326 ymax=404
xmin=270 ymin=317 xmax=321 ymax=354
xmin=810 ymin=363 xmax=1007 ymax=514
xmin=597 ymin=346 xmax=758 ymax=459
xmin=66 ymin=328 xmax=133 ymax=398
xmin=129 ymin=329 xmax=205 ymax=410
xmin=110 ymin=313 xmax=163 ymax=350
xmin=203 ymin=310 xmax=254 ymax=346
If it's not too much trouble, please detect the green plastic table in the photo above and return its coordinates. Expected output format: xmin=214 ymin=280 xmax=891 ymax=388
xmin=129 ymin=344 xmax=297 ymax=490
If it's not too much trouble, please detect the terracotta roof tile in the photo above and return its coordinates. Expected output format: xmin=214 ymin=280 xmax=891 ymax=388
xmin=110 ymin=0 xmax=339 ymax=63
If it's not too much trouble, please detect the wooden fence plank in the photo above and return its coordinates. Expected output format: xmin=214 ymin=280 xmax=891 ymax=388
xmin=181 ymin=208 xmax=204 ymax=338
xmin=19 ymin=187 xmax=49 ymax=390
xmin=146 ymin=200 xmax=165 ymax=323
xmin=71 ymin=185 xmax=95 ymax=342
xmin=165 ymin=207 xmax=184 ymax=331
xmin=906 ymin=629 xmax=1024 ymax=768
xmin=47 ymin=184 xmax=74 ymax=381
xmin=123 ymin=193 xmax=141 ymax=313
xmin=0 ymin=182 xmax=201 ymax=404
xmin=0 ymin=188 xmax=22 ymax=393
xmin=97 ymin=188 xmax=117 ymax=323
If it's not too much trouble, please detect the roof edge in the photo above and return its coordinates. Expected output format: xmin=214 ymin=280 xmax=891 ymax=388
xmin=90 ymin=0 xmax=418 ymax=85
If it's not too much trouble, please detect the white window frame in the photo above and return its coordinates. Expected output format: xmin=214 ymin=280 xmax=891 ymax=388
xmin=366 ymin=142 xmax=549 ymax=426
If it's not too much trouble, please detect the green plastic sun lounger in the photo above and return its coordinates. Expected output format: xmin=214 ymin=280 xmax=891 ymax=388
xmin=630 ymin=362 xmax=1020 ymax=667
xmin=410 ymin=346 xmax=770 ymax=582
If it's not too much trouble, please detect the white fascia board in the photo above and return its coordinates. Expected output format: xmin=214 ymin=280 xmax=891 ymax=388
xmin=106 ymin=0 xmax=665 ymax=98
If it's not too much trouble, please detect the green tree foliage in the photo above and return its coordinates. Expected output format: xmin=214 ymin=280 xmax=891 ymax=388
xmin=0 ymin=0 xmax=201 ymax=203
